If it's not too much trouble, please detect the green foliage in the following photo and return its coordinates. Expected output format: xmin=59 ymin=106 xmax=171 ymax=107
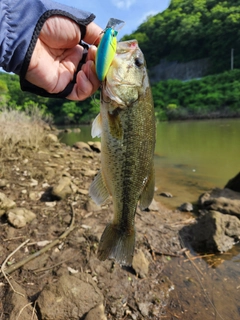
xmin=152 ymin=69 xmax=240 ymax=120
xmin=0 ymin=72 xmax=100 ymax=125
xmin=1 ymin=0 xmax=240 ymax=125
xmin=122 ymin=0 xmax=240 ymax=73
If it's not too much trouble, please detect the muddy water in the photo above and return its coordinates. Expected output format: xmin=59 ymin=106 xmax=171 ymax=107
xmin=59 ymin=119 xmax=240 ymax=319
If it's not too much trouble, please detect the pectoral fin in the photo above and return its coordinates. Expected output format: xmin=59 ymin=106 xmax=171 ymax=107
xmin=139 ymin=164 xmax=155 ymax=210
xmin=89 ymin=170 xmax=109 ymax=205
xmin=91 ymin=113 xmax=102 ymax=138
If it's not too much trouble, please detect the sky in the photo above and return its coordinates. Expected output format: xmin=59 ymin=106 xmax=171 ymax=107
xmin=57 ymin=0 xmax=170 ymax=38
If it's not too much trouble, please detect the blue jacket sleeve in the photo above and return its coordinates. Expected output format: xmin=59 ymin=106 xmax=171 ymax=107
xmin=0 ymin=0 xmax=95 ymax=75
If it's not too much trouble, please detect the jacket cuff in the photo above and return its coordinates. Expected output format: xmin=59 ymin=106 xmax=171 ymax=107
xmin=0 ymin=0 xmax=95 ymax=75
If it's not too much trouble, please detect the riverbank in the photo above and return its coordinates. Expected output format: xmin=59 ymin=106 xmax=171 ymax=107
xmin=1 ymin=113 xmax=240 ymax=319
xmin=0 ymin=123 xmax=194 ymax=319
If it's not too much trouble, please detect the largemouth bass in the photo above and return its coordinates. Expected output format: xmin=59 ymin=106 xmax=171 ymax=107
xmin=90 ymin=40 xmax=156 ymax=266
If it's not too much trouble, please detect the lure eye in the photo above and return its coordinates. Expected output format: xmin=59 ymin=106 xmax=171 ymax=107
xmin=134 ymin=57 xmax=143 ymax=68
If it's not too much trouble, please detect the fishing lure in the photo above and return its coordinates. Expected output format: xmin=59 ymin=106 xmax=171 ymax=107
xmin=96 ymin=18 xmax=125 ymax=81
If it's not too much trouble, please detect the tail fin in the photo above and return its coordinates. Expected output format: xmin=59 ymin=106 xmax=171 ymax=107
xmin=97 ymin=223 xmax=135 ymax=266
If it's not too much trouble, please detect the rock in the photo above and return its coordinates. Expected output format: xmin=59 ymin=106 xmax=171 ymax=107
xmin=29 ymin=178 xmax=38 ymax=187
xmin=199 ymin=188 xmax=240 ymax=218
xmin=85 ymin=200 xmax=101 ymax=212
xmin=85 ymin=303 xmax=107 ymax=320
xmin=0 ymin=179 xmax=7 ymax=188
xmin=88 ymin=141 xmax=101 ymax=153
xmin=0 ymin=192 xmax=16 ymax=216
xmin=73 ymin=141 xmax=92 ymax=152
xmin=45 ymin=201 xmax=57 ymax=207
xmin=73 ymin=128 xmax=81 ymax=133
xmin=29 ymin=191 xmax=40 ymax=201
xmin=137 ymin=302 xmax=150 ymax=317
xmin=64 ymin=128 xmax=72 ymax=133
xmin=47 ymin=133 xmax=59 ymax=143
xmin=159 ymin=192 xmax=173 ymax=198
xmin=179 ymin=202 xmax=193 ymax=212
xmin=186 ymin=210 xmax=240 ymax=253
xmin=3 ymin=280 xmax=34 ymax=320
xmin=83 ymin=169 xmax=97 ymax=177
xmin=78 ymin=188 xmax=89 ymax=195
xmin=70 ymin=182 xmax=78 ymax=194
xmin=7 ymin=207 xmax=36 ymax=228
xmin=132 ymin=249 xmax=149 ymax=278
xmin=225 ymin=172 xmax=240 ymax=192
xmin=52 ymin=177 xmax=72 ymax=199
xmin=148 ymin=198 xmax=160 ymax=211
xmin=37 ymin=273 xmax=103 ymax=320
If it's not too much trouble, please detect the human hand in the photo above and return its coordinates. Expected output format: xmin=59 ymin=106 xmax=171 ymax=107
xmin=25 ymin=16 xmax=102 ymax=100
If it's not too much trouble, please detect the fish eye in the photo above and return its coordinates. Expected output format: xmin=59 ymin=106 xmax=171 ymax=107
xmin=134 ymin=57 xmax=143 ymax=67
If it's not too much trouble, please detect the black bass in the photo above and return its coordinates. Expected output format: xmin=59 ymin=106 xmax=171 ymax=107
xmin=90 ymin=40 xmax=156 ymax=266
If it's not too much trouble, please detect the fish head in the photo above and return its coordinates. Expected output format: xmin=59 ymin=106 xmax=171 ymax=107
xmin=103 ymin=40 xmax=148 ymax=108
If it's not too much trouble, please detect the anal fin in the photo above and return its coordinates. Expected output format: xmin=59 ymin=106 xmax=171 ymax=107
xmin=139 ymin=164 xmax=155 ymax=210
xmin=89 ymin=170 xmax=109 ymax=205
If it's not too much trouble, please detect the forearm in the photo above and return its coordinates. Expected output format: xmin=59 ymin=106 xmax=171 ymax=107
xmin=0 ymin=0 xmax=95 ymax=75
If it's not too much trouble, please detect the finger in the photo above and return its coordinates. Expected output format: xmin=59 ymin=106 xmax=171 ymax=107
xmin=67 ymin=60 xmax=100 ymax=100
xmin=86 ymin=45 xmax=97 ymax=62
xmin=83 ymin=22 xmax=103 ymax=45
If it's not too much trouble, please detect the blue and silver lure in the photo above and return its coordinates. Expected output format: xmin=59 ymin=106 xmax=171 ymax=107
xmin=96 ymin=18 xmax=125 ymax=81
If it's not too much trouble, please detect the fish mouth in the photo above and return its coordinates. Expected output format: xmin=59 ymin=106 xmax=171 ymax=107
xmin=116 ymin=39 xmax=139 ymax=53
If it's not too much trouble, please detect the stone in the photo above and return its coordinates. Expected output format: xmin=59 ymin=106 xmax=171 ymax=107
xmin=85 ymin=303 xmax=107 ymax=320
xmin=186 ymin=210 xmax=240 ymax=253
xmin=73 ymin=141 xmax=92 ymax=152
xmin=37 ymin=273 xmax=103 ymax=320
xmin=148 ymin=198 xmax=160 ymax=211
xmin=88 ymin=141 xmax=101 ymax=153
xmin=0 ymin=179 xmax=7 ymax=188
xmin=159 ymin=192 xmax=173 ymax=198
xmin=78 ymin=188 xmax=89 ymax=195
xmin=47 ymin=133 xmax=59 ymax=143
xmin=225 ymin=172 xmax=240 ymax=192
xmin=29 ymin=178 xmax=38 ymax=187
xmin=199 ymin=188 xmax=240 ymax=218
xmin=73 ymin=128 xmax=81 ymax=133
xmin=7 ymin=207 xmax=36 ymax=228
xmin=29 ymin=191 xmax=39 ymax=201
xmin=2 ymin=280 xmax=35 ymax=320
xmin=70 ymin=182 xmax=78 ymax=194
xmin=137 ymin=302 xmax=150 ymax=317
xmin=52 ymin=177 xmax=72 ymax=199
xmin=83 ymin=169 xmax=97 ymax=177
xmin=132 ymin=250 xmax=149 ymax=278
xmin=179 ymin=202 xmax=193 ymax=212
xmin=0 ymin=192 xmax=16 ymax=216
xmin=85 ymin=200 xmax=101 ymax=212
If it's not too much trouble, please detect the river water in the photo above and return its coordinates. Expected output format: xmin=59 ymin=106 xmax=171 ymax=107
xmin=59 ymin=118 xmax=240 ymax=208
xmin=59 ymin=119 xmax=240 ymax=319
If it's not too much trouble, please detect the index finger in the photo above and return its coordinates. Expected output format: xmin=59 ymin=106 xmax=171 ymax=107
xmin=83 ymin=22 xmax=103 ymax=46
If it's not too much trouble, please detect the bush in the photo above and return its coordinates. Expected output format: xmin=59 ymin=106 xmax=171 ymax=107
xmin=0 ymin=106 xmax=52 ymax=158
xmin=152 ymin=69 xmax=240 ymax=121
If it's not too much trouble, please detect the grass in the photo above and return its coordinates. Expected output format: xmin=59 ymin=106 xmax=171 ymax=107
xmin=0 ymin=107 xmax=53 ymax=159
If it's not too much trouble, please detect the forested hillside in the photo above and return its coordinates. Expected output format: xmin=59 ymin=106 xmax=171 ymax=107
xmin=123 ymin=0 xmax=240 ymax=73
xmin=1 ymin=0 xmax=240 ymax=123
